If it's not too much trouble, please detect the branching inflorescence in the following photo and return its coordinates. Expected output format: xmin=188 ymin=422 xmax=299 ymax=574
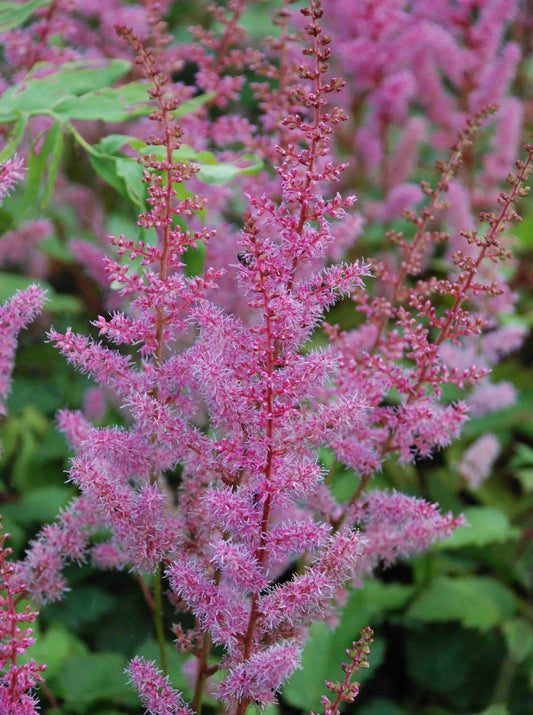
xmin=0 ymin=0 xmax=531 ymax=713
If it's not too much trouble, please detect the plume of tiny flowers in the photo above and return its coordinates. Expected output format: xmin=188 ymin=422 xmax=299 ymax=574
xmin=14 ymin=2 xmax=505 ymax=712
xmin=126 ymin=657 xmax=192 ymax=715
xmin=0 ymin=519 xmax=46 ymax=714
xmin=0 ymin=286 xmax=46 ymax=419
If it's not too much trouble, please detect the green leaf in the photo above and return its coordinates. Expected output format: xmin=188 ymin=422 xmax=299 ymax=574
xmin=22 ymin=119 xmax=62 ymax=213
xmin=138 ymin=143 xmax=263 ymax=185
xmin=0 ymin=114 xmax=28 ymax=161
xmin=407 ymin=576 xmax=516 ymax=631
xmin=0 ymin=59 xmax=131 ymax=121
xmin=359 ymin=699 xmax=407 ymax=715
xmin=283 ymin=582 xmax=412 ymax=710
xmin=436 ymin=506 xmax=520 ymax=549
xmin=40 ymin=121 xmax=63 ymax=207
xmin=57 ymin=652 xmax=138 ymax=713
xmin=183 ymin=241 xmax=206 ymax=277
xmin=196 ymin=154 xmax=263 ymax=185
xmin=173 ymin=92 xmax=215 ymax=117
xmin=0 ymin=272 xmax=82 ymax=313
xmin=53 ymin=81 xmax=152 ymax=122
xmin=20 ymin=624 xmax=83 ymax=680
xmin=88 ymin=152 xmax=145 ymax=209
xmin=0 ymin=0 xmax=50 ymax=33
xmin=502 ymin=618 xmax=533 ymax=663
xmin=46 ymin=586 xmax=116 ymax=630
xmin=4 ymin=486 xmax=71 ymax=525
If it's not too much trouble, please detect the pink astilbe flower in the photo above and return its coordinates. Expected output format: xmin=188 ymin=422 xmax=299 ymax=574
xmin=0 ymin=155 xmax=25 ymax=206
xmin=11 ymin=1 xmax=532 ymax=713
xmin=0 ymin=286 xmax=45 ymax=418
xmin=457 ymin=434 xmax=501 ymax=489
xmin=0 ymin=520 xmax=46 ymax=714
xmin=126 ymin=657 xmax=192 ymax=715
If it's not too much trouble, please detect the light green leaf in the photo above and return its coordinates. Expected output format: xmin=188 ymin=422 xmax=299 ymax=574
xmin=0 ymin=0 xmax=50 ymax=33
xmin=20 ymin=624 xmax=83 ymax=680
xmin=88 ymin=152 xmax=144 ymax=209
xmin=196 ymin=154 xmax=263 ymax=185
xmin=502 ymin=618 xmax=533 ymax=663
xmin=115 ymin=156 xmax=145 ymax=206
xmin=40 ymin=121 xmax=63 ymax=207
xmin=21 ymin=119 xmax=62 ymax=213
xmin=0 ymin=272 xmax=82 ymax=312
xmin=0 ymin=114 xmax=28 ymax=161
xmin=52 ymin=81 xmax=152 ymax=122
xmin=436 ymin=506 xmax=520 ymax=549
xmin=407 ymin=576 xmax=516 ymax=631
xmin=57 ymin=652 xmax=138 ymax=712
xmin=0 ymin=59 xmax=131 ymax=121
xmin=173 ymin=92 xmax=215 ymax=117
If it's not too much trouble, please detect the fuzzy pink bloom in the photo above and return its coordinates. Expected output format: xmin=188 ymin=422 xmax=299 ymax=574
xmin=0 ymin=155 xmax=25 ymax=205
xmin=219 ymin=642 xmax=302 ymax=707
xmin=126 ymin=657 xmax=192 ymax=715
xmin=0 ymin=286 xmax=45 ymax=417
xmin=0 ymin=522 xmax=46 ymax=713
xmin=458 ymin=434 xmax=501 ymax=489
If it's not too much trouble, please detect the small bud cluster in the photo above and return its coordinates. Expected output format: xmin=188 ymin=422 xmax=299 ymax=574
xmin=314 ymin=626 xmax=374 ymax=715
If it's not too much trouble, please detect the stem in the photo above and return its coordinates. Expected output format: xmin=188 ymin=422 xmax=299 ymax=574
xmin=192 ymin=631 xmax=212 ymax=715
xmin=137 ymin=573 xmax=156 ymax=612
xmin=153 ymin=562 xmax=168 ymax=676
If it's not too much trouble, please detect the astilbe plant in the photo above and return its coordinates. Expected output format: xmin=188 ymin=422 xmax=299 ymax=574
xmin=1 ymin=0 xmax=532 ymax=713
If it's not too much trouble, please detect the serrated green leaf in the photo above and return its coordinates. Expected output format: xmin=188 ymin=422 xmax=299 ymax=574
xmin=436 ymin=506 xmax=519 ymax=549
xmin=407 ymin=576 xmax=516 ymax=631
xmin=115 ymin=156 xmax=145 ymax=206
xmin=0 ymin=0 xmax=50 ymax=33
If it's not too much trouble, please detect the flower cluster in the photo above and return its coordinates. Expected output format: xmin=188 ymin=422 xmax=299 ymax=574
xmin=0 ymin=519 xmax=46 ymax=715
xmin=0 ymin=0 xmax=530 ymax=713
